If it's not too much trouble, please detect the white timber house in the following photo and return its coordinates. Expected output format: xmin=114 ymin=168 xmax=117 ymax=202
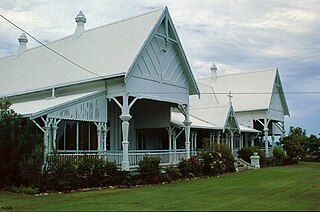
xmin=0 ymin=7 xmax=290 ymax=170
xmin=191 ymin=65 xmax=290 ymax=157
xmin=0 ymin=8 xmax=201 ymax=170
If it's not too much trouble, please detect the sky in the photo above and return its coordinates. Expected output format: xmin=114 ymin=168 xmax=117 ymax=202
xmin=0 ymin=0 xmax=319 ymax=135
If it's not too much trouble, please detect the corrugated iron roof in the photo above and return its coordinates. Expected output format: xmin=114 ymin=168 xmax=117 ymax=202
xmin=195 ymin=68 xmax=289 ymax=114
xmin=10 ymin=91 xmax=101 ymax=118
xmin=0 ymin=8 xmax=163 ymax=97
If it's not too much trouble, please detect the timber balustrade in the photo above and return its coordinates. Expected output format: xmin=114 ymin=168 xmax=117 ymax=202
xmin=46 ymin=149 xmax=188 ymax=169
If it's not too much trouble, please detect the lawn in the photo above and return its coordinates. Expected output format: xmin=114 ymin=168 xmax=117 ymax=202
xmin=0 ymin=162 xmax=319 ymax=211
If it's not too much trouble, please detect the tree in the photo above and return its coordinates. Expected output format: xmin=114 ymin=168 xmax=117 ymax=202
xmin=0 ymin=101 xmax=42 ymax=188
xmin=281 ymin=126 xmax=306 ymax=162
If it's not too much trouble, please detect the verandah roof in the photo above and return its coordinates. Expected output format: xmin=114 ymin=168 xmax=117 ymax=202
xmin=10 ymin=90 xmax=106 ymax=122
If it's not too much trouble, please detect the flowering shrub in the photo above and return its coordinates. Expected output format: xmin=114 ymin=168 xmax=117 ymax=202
xmin=199 ymin=144 xmax=235 ymax=176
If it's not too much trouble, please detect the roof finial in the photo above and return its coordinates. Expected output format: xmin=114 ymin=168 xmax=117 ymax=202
xmin=228 ymin=91 xmax=233 ymax=105
xmin=17 ymin=33 xmax=28 ymax=56
xmin=210 ymin=62 xmax=217 ymax=81
xmin=74 ymin=11 xmax=86 ymax=37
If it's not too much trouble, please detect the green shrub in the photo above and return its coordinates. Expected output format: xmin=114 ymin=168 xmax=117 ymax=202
xmin=3 ymin=185 xmax=40 ymax=195
xmin=199 ymin=144 xmax=235 ymax=176
xmin=138 ymin=156 xmax=161 ymax=184
xmin=273 ymin=147 xmax=285 ymax=165
xmin=45 ymin=155 xmax=119 ymax=191
xmin=164 ymin=166 xmax=181 ymax=181
xmin=77 ymin=156 xmax=114 ymax=188
xmin=112 ymin=171 xmax=134 ymax=187
xmin=20 ymin=144 xmax=43 ymax=188
xmin=45 ymin=156 xmax=78 ymax=191
xmin=177 ymin=156 xmax=202 ymax=178
xmin=0 ymin=101 xmax=42 ymax=188
xmin=282 ymin=135 xmax=304 ymax=163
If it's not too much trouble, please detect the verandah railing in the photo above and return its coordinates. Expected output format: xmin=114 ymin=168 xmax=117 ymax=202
xmin=47 ymin=149 xmax=188 ymax=168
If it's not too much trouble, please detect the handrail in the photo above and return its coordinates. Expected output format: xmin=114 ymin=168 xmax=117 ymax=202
xmin=237 ymin=157 xmax=256 ymax=168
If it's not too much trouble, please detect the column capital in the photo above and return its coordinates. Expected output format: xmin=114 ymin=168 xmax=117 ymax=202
xmin=120 ymin=114 xmax=132 ymax=121
xmin=183 ymin=120 xmax=192 ymax=126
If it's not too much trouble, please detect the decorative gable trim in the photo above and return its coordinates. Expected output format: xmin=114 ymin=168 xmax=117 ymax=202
xmin=125 ymin=7 xmax=199 ymax=97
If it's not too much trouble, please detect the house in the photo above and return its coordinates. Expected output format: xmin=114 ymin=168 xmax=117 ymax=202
xmin=0 ymin=7 xmax=200 ymax=170
xmin=0 ymin=7 xmax=290 ymax=171
xmin=189 ymin=64 xmax=290 ymax=157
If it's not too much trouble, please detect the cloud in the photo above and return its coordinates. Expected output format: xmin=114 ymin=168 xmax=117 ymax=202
xmin=0 ymin=0 xmax=319 ymax=134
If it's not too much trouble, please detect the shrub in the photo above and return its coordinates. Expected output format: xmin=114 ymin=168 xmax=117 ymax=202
xmin=177 ymin=156 xmax=202 ymax=178
xmin=199 ymin=144 xmax=235 ymax=176
xmin=45 ymin=156 xmax=78 ymax=191
xmin=273 ymin=147 xmax=285 ymax=165
xmin=20 ymin=145 xmax=43 ymax=188
xmin=44 ymin=155 xmax=120 ymax=191
xmin=0 ymin=101 xmax=42 ymax=188
xmin=112 ymin=171 xmax=134 ymax=187
xmin=138 ymin=156 xmax=161 ymax=184
xmin=76 ymin=156 xmax=119 ymax=188
xmin=3 ymin=185 xmax=40 ymax=195
xmin=164 ymin=166 xmax=181 ymax=181
xmin=281 ymin=127 xmax=307 ymax=163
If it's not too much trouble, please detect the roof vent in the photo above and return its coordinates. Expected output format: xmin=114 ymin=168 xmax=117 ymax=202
xmin=17 ymin=33 xmax=28 ymax=55
xmin=210 ymin=62 xmax=217 ymax=81
xmin=74 ymin=11 xmax=86 ymax=37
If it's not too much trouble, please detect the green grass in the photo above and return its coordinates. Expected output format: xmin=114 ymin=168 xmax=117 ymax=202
xmin=1 ymin=162 xmax=319 ymax=211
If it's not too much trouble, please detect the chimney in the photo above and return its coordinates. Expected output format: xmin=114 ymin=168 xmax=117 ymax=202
xmin=210 ymin=62 xmax=217 ymax=81
xmin=17 ymin=33 xmax=28 ymax=55
xmin=74 ymin=11 xmax=86 ymax=37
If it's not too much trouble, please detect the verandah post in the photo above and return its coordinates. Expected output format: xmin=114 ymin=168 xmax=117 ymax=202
xmin=120 ymin=94 xmax=132 ymax=171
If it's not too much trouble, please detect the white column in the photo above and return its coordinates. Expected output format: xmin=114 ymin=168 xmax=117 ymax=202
xmin=52 ymin=123 xmax=58 ymax=151
xmin=271 ymin=133 xmax=275 ymax=149
xmin=281 ymin=121 xmax=285 ymax=140
xmin=230 ymin=131 xmax=234 ymax=155
xmin=42 ymin=117 xmax=52 ymax=169
xmin=191 ymin=131 xmax=194 ymax=156
xmin=173 ymin=131 xmax=177 ymax=163
xmin=264 ymin=127 xmax=269 ymax=158
xmin=183 ymin=105 xmax=191 ymax=159
xmin=120 ymin=94 xmax=132 ymax=171
xmin=97 ymin=124 xmax=102 ymax=152
xmin=217 ymin=132 xmax=221 ymax=145
xmin=251 ymin=134 xmax=255 ymax=147
xmin=102 ymin=123 xmax=108 ymax=152
xmin=167 ymin=127 xmax=173 ymax=164
xmin=43 ymin=125 xmax=50 ymax=162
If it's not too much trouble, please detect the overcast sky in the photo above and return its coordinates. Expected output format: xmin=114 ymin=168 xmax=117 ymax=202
xmin=0 ymin=0 xmax=319 ymax=135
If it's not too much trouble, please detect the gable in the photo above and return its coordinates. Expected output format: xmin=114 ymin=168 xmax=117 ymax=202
xmin=267 ymin=70 xmax=290 ymax=119
xmin=224 ymin=106 xmax=240 ymax=132
xmin=269 ymin=84 xmax=284 ymax=113
xmin=125 ymin=7 xmax=199 ymax=104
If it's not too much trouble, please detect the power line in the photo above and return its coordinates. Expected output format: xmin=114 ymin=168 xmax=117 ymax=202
xmin=0 ymin=13 xmax=103 ymax=78
xmin=126 ymin=91 xmax=320 ymax=95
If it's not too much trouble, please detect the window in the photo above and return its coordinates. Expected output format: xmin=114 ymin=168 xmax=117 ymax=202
xmin=57 ymin=120 xmax=98 ymax=151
